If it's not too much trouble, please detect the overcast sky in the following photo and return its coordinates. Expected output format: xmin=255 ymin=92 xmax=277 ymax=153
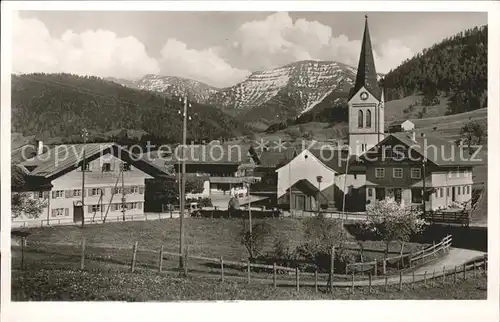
xmin=13 ymin=11 xmax=486 ymax=87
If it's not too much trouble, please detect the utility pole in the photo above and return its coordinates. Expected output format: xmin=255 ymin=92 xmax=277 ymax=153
xmin=81 ymin=128 xmax=88 ymax=229
xmin=316 ymin=176 xmax=323 ymax=215
xmin=422 ymin=159 xmax=426 ymax=216
xmin=121 ymin=164 xmax=126 ymax=221
xmin=248 ymin=181 xmax=252 ymax=249
xmin=288 ymin=162 xmax=292 ymax=215
xmin=179 ymin=95 xmax=188 ymax=269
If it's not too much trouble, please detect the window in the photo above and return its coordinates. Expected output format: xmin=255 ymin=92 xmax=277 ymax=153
xmin=411 ymin=188 xmax=423 ymax=204
xmin=122 ymin=163 xmax=131 ymax=171
xmin=52 ymin=190 xmax=64 ymax=198
xmin=448 ymin=171 xmax=452 ymax=178
xmin=457 ymin=186 xmax=461 ymax=195
xmin=393 ymin=168 xmax=403 ymax=178
xmin=411 ymin=168 xmax=421 ymax=179
xmin=394 ymin=188 xmax=402 ymax=204
xmin=439 ymin=188 xmax=444 ymax=198
xmin=82 ymin=163 xmax=90 ymax=172
xmin=375 ymin=168 xmax=385 ymax=178
xmin=358 ymin=110 xmax=364 ymax=128
xmin=464 ymin=169 xmax=469 ymax=177
xmin=73 ymin=189 xmax=81 ymax=197
xmin=114 ymin=187 xmax=122 ymax=194
xmin=91 ymin=188 xmax=101 ymax=196
xmin=366 ymin=110 xmax=372 ymax=128
xmin=375 ymin=188 xmax=385 ymax=201
xmin=102 ymin=163 xmax=111 ymax=172
xmin=91 ymin=205 xmax=101 ymax=212
xmin=51 ymin=208 xmax=68 ymax=217
xmin=38 ymin=191 xmax=44 ymax=199
xmin=368 ymin=188 xmax=373 ymax=197
xmin=447 ymin=187 xmax=450 ymax=196
xmin=130 ymin=186 xmax=139 ymax=194
xmin=467 ymin=185 xmax=470 ymax=194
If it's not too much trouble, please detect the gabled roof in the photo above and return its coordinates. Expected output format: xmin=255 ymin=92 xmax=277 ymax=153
xmin=362 ymin=133 xmax=484 ymax=167
xmin=18 ymin=142 xmax=170 ymax=180
xmin=348 ymin=16 xmax=381 ymax=101
xmin=257 ymin=149 xmax=296 ymax=168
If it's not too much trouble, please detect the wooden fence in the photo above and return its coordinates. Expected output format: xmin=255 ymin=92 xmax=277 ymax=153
xmin=346 ymin=235 xmax=452 ymax=275
xmin=16 ymin=234 xmax=487 ymax=295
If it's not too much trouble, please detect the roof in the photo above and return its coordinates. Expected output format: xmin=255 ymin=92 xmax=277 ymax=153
xmin=164 ymin=144 xmax=254 ymax=165
xmin=257 ymin=149 xmax=296 ymax=168
xmin=348 ymin=16 xmax=381 ymax=101
xmin=18 ymin=142 xmax=170 ymax=180
xmin=362 ymin=133 xmax=484 ymax=167
xmin=209 ymin=176 xmax=261 ymax=184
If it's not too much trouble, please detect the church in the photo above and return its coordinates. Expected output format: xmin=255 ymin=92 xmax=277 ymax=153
xmin=276 ymin=15 xmax=382 ymax=213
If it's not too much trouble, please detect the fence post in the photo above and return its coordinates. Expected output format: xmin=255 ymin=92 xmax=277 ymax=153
xmin=247 ymin=260 xmax=251 ymax=284
xmin=273 ymin=263 xmax=277 ymax=288
xmin=330 ymin=246 xmax=335 ymax=294
xmin=20 ymin=237 xmax=26 ymax=270
xmin=296 ymin=267 xmax=300 ymax=292
xmin=424 ymin=271 xmax=427 ymax=287
xmin=184 ymin=246 xmax=189 ymax=277
xmin=80 ymin=238 xmax=86 ymax=270
xmin=382 ymin=258 xmax=386 ymax=275
xmin=373 ymin=259 xmax=377 ymax=277
xmin=432 ymin=269 xmax=435 ymax=287
xmin=384 ymin=275 xmax=388 ymax=292
xmin=399 ymin=271 xmax=403 ymax=291
xmin=159 ymin=245 xmax=164 ymax=272
xmin=483 ymin=255 xmax=487 ymax=276
xmin=412 ymin=271 xmax=415 ymax=289
xmin=220 ymin=256 xmax=224 ymax=282
xmin=314 ymin=269 xmax=318 ymax=293
xmin=368 ymin=273 xmax=372 ymax=294
xmin=131 ymin=241 xmax=138 ymax=272
xmin=409 ymin=252 xmax=413 ymax=268
xmin=463 ymin=263 xmax=466 ymax=280
xmin=454 ymin=266 xmax=457 ymax=283
xmin=351 ymin=272 xmax=355 ymax=294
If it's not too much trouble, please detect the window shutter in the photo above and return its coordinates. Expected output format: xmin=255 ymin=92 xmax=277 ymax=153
xmin=88 ymin=188 xmax=93 ymax=196
xmin=139 ymin=186 xmax=144 ymax=194
xmin=51 ymin=191 xmax=56 ymax=199
xmin=83 ymin=189 xmax=86 ymax=197
xmin=43 ymin=191 xmax=49 ymax=199
xmin=88 ymin=205 xmax=93 ymax=213
xmin=101 ymin=188 xmax=105 ymax=196
xmin=138 ymin=202 xmax=142 ymax=209
xmin=65 ymin=208 xmax=69 ymax=216
xmin=65 ymin=190 xmax=70 ymax=198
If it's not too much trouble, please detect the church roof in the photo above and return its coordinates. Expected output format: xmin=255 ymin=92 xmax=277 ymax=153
xmin=349 ymin=15 xmax=382 ymax=101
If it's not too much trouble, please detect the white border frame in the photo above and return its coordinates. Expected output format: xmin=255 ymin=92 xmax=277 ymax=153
xmin=1 ymin=2 xmax=499 ymax=322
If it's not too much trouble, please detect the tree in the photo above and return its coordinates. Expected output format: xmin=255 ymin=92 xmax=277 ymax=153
xmin=11 ymin=165 xmax=46 ymax=219
xmin=363 ymin=198 xmax=426 ymax=258
xmin=460 ymin=119 xmax=485 ymax=154
xmin=239 ymin=220 xmax=272 ymax=260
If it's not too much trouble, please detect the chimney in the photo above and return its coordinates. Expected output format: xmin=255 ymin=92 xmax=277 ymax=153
xmin=37 ymin=140 xmax=44 ymax=155
xmin=420 ymin=133 xmax=425 ymax=138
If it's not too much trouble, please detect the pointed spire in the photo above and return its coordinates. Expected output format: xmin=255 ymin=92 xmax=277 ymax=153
xmin=349 ymin=15 xmax=381 ymax=100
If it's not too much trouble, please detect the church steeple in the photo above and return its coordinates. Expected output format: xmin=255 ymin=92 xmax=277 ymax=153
xmin=349 ymin=15 xmax=381 ymax=101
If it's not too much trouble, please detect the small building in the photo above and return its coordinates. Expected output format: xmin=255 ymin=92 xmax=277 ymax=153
xmin=387 ymin=120 xmax=415 ymax=133
xmin=284 ymin=179 xmax=329 ymax=212
xmin=361 ymin=132 xmax=481 ymax=211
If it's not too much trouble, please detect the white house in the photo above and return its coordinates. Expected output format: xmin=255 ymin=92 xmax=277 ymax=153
xmin=401 ymin=120 xmax=415 ymax=132
xmin=13 ymin=142 xmax=169 ymax=227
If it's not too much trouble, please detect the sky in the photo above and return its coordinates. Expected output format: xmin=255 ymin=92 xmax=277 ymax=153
xmin=12 ymin=11 xmax=487 ymax=88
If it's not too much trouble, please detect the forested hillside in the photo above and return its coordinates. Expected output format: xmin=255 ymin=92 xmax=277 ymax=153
xmin=381 ymin=25 xmax=487 ymax=114
xmin=11 ymin=73 xmax=250 ymax=143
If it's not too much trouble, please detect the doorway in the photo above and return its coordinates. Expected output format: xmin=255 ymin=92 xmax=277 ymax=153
xmin=73 ymin=205 xmax=83 ymax=223
xmin=452 ymin=187 xmax=456 ymax=202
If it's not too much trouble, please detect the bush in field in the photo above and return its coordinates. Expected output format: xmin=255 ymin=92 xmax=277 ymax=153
xmin=240 ymin=220 xmax=273 ymax=260
xmin=199 ymin=198 xmax=212 ymax=207
xmin=363 ymin=198 xmax=426 ymax=258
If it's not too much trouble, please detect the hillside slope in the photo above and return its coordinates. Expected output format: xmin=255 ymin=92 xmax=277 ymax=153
xmin=107 ymin=75 xmax=219 ymax=104
xmin=382 ymin=25 xmax=487 ymax=115
xmin=11 ymin=73 xmax=249 ymax=143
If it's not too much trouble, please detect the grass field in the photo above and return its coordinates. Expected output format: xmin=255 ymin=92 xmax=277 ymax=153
xmin=12 ymin=265 xmax=487 ymax=301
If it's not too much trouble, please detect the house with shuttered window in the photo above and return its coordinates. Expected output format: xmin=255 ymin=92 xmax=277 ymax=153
xmin=13 ymin=142 xmax=168 ymax=227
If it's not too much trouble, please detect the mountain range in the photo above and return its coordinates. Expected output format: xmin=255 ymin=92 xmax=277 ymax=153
xmin=108 ymin=60 xmax=383 ymax=129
